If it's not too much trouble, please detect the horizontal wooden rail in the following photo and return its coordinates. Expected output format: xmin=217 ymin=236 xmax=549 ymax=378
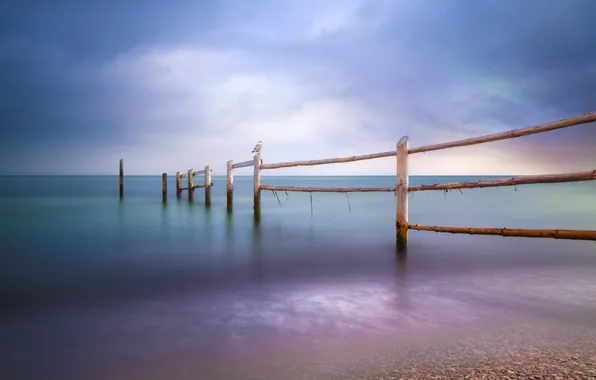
xmin=408 ymin=224 xmax=596 ymax=241
xmin=409 ymin=111 xmax=596 ymax=154
xmin=233 ymin=160 xmax=254 ymax=169
xmin=261 ymin=185 xmax=396 ymax=193
xmin=260 ymin=150 xmax=396 ymax=170
xmin=193 ymin=169 xmax=206 ymax=176
xmin=179 ymin=184 xmax=208 ymax=191
xmin=408 ymin=170 xmax=596 ymax=192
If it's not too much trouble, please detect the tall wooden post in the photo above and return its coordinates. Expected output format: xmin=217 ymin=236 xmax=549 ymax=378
xmin=205 ymin=164 xmax=212 ymax=206
xmin=176 ymin=171 xmax=182 ymax=199
xmin=396 ymin=136 xmax=409 ymax=249
xmin=162 ymin=173 xmax=167 ymax=203
xmin=119 ymin=158 xmax=124 ymax=199
xmin=226 ymin=159 xmax=234 ymax=211
xmin=188 ymin=168 xmax=194 ymax=201
xmin=253 ymin=153 xmax=261 ymax=219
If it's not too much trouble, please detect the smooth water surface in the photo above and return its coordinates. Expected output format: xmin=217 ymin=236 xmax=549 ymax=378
xmin=1 ymin=175 xmax=595 ymax=379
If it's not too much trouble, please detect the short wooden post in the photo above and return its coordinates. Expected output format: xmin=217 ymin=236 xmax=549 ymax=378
xmin=176 ymin=171 xmax=182 ymax=199
xmin=226 ymin=159 xmax=234 ymax=211
xmin=188 ymin=168 xmax=194 ymax=201
xmin=396 ymin=137 xmax=409 ymax=249
xmin=253 ymin=153 xmax=261 ymax=218
xmin=205 ymin=164 xmax=212 ymax=206
xmin=119 ymin=158 xmax=124 ymax=199
xmin=162 ymin=173 xmax=167 ymax=203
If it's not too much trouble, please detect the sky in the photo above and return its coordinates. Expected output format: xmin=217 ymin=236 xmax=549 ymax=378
xmin=1 ymin=0 xmax=595 ymax=175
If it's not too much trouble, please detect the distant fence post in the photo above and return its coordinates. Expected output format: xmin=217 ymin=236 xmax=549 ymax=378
xmin=188 ymin=168 xmax=194 ymax=201
xmin=227 ymin=159 xmax=234 ymax=211
xmin=162 ymin=173 xmax=167 ymax=203
xmin=176 ymin=171 xmax=182 ymax=199
xmin=205 ymin=164 xmax=212 ymax=206
xmin=396 ymin=137 xmax=409 ymax=249
xmin=253 ymin=153 xmax=261 ymax=218
xmin=119 ymin=158 xmax=124 ymax=199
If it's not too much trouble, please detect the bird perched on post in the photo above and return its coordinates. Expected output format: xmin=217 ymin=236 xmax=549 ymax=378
xmin=252 ymin=140 xmax=263 ymax=154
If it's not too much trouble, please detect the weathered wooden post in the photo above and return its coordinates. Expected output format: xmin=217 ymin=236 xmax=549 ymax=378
xmin=396 ymin=136 xmax=409 ymax=249
xmin=253 ymin=153 xmax=261 ymax=219
xmin=176 ymin=171 xmax=182 ymax=199
xmin=226 ymin=159 xmax=234 ymax=211
xmin=205 ymin=164 xmax=212 ymax=206
xmin=188 ymin=168 xmax=194 ymax=201
xmin=119 ymin=158 xmax=124 ymax=199
xmin=162 ymin=173 xmax=167 ymax=203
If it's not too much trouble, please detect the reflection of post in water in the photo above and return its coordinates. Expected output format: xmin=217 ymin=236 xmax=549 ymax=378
xmin=160 ymin=202 xmax=169 ymax=245
xmin=224 ymin=211 xmax=234 ymax=254
xmin=253 ymin=211 xmax=261 ymax=227
xmin=250 ymin=217 xmax=264 ymax=282
xmin=116 ymin=198 xmax=131 ymax=267
xmin=204 ymin=205 xmax=213 ymax=246
xmin=394 ymin=244 xmax=410 ymax=309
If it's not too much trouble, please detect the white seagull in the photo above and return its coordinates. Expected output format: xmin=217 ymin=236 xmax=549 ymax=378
xmin=252 ymin=140 xmax=263 ymax=154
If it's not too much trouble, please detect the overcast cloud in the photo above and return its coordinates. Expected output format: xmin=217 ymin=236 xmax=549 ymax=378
xmin=1 ymin=0 xmax=595 ymax=175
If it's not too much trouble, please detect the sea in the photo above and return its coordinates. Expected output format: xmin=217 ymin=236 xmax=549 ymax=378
xmin=1 ymin=175 xmax=595 ymax=380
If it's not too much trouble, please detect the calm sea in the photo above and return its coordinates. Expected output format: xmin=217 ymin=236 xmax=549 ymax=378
xmin=1 ymin=175 xmax=595 ymax=379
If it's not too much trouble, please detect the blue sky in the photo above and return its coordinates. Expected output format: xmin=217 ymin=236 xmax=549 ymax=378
xmin=1 ymin=0 xmax=595 ymax=175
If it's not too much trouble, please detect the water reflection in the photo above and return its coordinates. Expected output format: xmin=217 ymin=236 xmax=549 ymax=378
xmin=225 ymin=211 xmax=234 ymax=254
xmin=394 ymin=246 xmax=410 ymax=310
xmin=204 ymin=205 xmax=213 ymax=247
xmin=250 ymin=217 xmax=264 ymax=283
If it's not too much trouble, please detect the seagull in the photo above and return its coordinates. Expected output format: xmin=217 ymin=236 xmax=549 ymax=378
xmin=252 ymin=140 xmax=263 ymax=154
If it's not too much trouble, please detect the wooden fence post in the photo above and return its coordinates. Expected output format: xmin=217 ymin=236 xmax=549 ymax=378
xmin=176 ymin=172 xmax=182 ymax=199
xmin=188 ymin=168 xmax=194 ymax=201
xmin=162 ymin=173 xmax=167 ymax=203
xmin=119 ymin=158 xmax=124 ymax=199
xmin=227 ymin=159 xmax=234 ymax=211
xmin=253 ymin=153 xmax=261 ymax=218
xmin=205 ymin=164 xmax=212 ymax=206
xmin=396 ymin=137 xmax=409 ymax=249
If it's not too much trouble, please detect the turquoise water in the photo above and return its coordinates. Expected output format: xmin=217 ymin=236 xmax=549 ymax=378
xmin=1 ymin=175 xmax=595 ymax=379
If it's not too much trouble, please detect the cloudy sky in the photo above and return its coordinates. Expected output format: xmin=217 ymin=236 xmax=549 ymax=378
xmin=1 ymin=0 xmax=595 ymax=175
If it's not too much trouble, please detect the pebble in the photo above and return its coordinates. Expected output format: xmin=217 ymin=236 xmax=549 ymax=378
xmin=363 ymin=347 xmax=596 ymax=380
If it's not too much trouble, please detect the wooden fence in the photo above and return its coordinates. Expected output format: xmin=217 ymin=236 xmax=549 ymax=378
xmin=172 ymin=165 xmax=213 ymax=205
xmin=119 ymin=111 xmax=596 ymax=247
xmin=257 ymin=111 xmax=596 ymax=247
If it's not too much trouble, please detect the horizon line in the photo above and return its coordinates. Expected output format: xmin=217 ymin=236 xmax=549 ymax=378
xmin=0 ymin=173 xmax=525 ymax=177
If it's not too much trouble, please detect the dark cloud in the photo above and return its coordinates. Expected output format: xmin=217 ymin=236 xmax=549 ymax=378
xmin=0 ymin=0 xmax=594 ymax=174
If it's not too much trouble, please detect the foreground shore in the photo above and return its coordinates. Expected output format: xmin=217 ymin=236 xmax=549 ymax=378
xmin=334 ymin=324 xmax=596 ymax=380
xmin=366 ymin=348 xmax=596 ymax=379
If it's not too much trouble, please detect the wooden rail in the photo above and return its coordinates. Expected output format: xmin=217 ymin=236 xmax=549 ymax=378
xmin=409 ymin=170 xmax=596 ymax=192
xmin=259 ymin=112 xmax=596 ymax=171
xmin=409 ymin=111 xmax=596 ymax=154
xmin=408 ymin=224 xmax=596 ymax=241
xmin=261 ymin=185 xmax=396 ymax=193
xmin=233 ymin=160 xmax=254 ymax=169
xmin=260 ymin=150 xmax=396 ymax=170
xmin=179 ymin=184 xmax=208 ymax=191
